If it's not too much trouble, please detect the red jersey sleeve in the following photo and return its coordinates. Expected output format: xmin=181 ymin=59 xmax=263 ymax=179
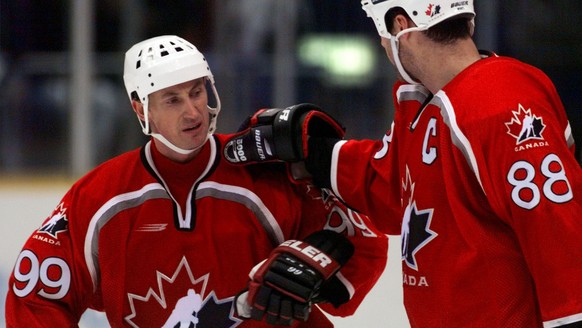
xmin=6 ymin=188 xmax=96 ymax=327
xmin=293 ymin=183 xmax=388 ymax=317
xmin=330 ymin=81 xmax=408 ymax=235
xmin=450 ymin=57 xmax=582 ymax=325
xmin=332 ymin=138 xmax=401 ymax=235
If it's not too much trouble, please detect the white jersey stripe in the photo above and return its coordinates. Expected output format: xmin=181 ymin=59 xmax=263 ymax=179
xmin=85 ymin=183 xmax=170 ymax=290
xmin=331 ymin=140 xmax=348 ymax=203
xmin=435 ymin=90 xmax=485 ymax=194
xmin=543 ymin=312 xmax=582 ymax=328
xmin=396 ymin=84 xmax=430 ymax=104
xmin=565 ymin=122 xmax=575 ymax=148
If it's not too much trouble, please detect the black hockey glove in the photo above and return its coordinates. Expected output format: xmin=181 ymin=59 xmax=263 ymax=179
xmin=223 ymin=103 xmax=345 ymax=164
xmin=234 ymin=230 xmax=354 ymax=325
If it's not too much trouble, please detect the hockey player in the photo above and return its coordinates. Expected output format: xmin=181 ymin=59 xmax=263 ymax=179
xmin=5 ymin=35 xmax=388 ymax=327
xmin=223 ymin=1 xmax=582 ymax=327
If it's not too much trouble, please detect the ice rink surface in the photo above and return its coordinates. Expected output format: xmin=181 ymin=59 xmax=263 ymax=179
xmin=0 ymin=178 xmax=410 ymax=327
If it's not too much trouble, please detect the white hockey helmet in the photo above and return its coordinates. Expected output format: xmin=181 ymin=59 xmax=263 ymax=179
xmin=123 ymin=35 xmax=221 ymax=154
xmin=361 ymin=0 xmax=475 ymax=39
xmin=361 ymin=0 xmax=474 ymax=84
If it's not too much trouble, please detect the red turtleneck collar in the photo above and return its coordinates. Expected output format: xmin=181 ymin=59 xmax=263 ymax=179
xmin=150 ymin=140 xmax=211 ymax=213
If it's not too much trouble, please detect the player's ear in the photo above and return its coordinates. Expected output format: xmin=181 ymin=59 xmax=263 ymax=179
xmin=393 ymin=14 xmax=412 ymax=35
xmin=132 ymin=100 xmax=145 ymax=120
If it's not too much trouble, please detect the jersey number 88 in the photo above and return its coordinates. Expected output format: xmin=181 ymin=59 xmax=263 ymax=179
xmin=507 ymin=153 xmax=573 ymax=210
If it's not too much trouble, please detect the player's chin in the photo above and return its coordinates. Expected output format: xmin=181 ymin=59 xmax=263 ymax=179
xmin=184 ymin=136 xmax=207 ymax=150
xmin=181 ymin=125 xmax=208 ymax=144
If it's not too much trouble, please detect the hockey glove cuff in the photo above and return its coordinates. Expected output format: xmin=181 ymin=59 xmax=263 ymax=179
xmin=223 ymin=103 xmax=345 ymax=165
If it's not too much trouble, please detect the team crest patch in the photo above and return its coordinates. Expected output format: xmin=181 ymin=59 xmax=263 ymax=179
xmin=126 ymin=257 xmax=242 ymax=328
xmin=38 ymin=203 xmax=69 ymax=238
xmin=425 ymin=4 xmax=441 ymax=17
xmin=505 ymin=104 xmax=547 ymax=145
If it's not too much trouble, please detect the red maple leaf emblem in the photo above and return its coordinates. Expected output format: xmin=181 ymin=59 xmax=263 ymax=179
xmin=425 ymin=4 xmax=434 ymax=16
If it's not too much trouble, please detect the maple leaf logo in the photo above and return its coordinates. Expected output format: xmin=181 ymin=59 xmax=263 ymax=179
xmin=505 ymin=104 xmax=546 ymax=145
xmin=425 ymin=4 xmax=441 ymax=17
xmin=401 ymin=166 xmax=416 ymax=208
xmin=125 ymin=257 xmax=242 ymax=328
xmin=400 ymin=166 xmax=437 ymax=271
xmin=425 ymin=4 xmax=434 ymax=16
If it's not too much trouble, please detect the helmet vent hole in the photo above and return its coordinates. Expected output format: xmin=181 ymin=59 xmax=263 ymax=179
xmin=412 ymin=10 xmax=418 ymax=16
xmin=175 ymin=47 xmax=183 ymax=52
xmin=161 ymin=51 xmax=169 ymax=57
xmin=136 ymin=60 xmax=141 ymax=69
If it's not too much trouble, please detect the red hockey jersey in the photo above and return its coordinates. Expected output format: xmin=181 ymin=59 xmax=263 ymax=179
xmin=330 ymin=55 xmax=582 ymax=327
xmin=6 ymin=134 xmax=388 ymax=327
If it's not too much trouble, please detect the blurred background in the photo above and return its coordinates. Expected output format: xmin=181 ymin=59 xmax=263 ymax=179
xmin=0 ymin=0 xmax=581 ymax=327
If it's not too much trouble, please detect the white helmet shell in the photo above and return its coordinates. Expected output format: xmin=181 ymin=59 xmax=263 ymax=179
xmin=123 ymin=35 xmax=221 ymax=154
xmin=361 ymin=0 xmax=475 ymax=38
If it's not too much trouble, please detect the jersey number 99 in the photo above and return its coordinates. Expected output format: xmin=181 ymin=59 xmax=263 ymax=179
xmin=12 ymin=249 xmax=71 ymax=300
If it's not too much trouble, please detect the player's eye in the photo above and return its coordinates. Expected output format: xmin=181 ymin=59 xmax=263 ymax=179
xmin=191 ymin=88 xmax=202 ymax=98
xmin=165 ymin=97 xmax=180 ymax=105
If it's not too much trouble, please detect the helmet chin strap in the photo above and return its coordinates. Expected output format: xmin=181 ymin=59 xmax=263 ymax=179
xmin=390 ymin=27 xmax=424 ymax=85
xmin=150 ymin=132 xmax=208 ymax=155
